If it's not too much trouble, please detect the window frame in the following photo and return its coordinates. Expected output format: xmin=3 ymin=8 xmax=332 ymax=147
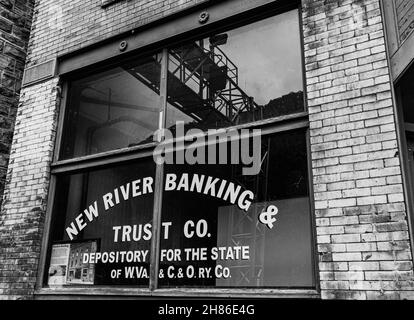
xmin=35 ymin=2 xmax=320 ymax=298
xmin=392 ymin=73 xmax=414 ymax=277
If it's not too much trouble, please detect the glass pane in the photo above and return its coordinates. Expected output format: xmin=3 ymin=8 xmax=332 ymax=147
xmin=166 ymin=9 xmax=304 ymax=131
xmin=47 ymin=158 xmax=155 ymax=287
xmin=60 ymin=53 xmax=162 ymax=160
xmin=158 ymin=129 xmax=315 ymax=288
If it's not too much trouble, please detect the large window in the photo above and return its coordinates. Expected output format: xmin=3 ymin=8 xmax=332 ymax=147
xmin=44 ymin=8 xmax=316 ymax=293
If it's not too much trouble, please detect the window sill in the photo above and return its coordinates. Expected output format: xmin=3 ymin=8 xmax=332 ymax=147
xmin=34 ymin=287 xmax=320 ymax=299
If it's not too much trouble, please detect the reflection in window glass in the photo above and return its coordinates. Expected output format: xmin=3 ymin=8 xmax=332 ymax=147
xmin=49 ymin=158 xmax=155 ymax=286
xmin=60 ymin=54 xmax=162 ymax=160
xmin=166 ymin=9 xmax=304 ymax=131
xmin=159 ymin=129 xmax=315 ymax=288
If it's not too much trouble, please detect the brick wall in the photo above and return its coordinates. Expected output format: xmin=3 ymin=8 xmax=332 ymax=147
xmin=395 ymin=0 xmax=414 ymax=42
xmin=303 ymin=0 xmax=414 ymax=299
xmin=26 ymin=0 xmax=209 ymax=68
xmin=0 ymin=0 xmax=34 ymax=205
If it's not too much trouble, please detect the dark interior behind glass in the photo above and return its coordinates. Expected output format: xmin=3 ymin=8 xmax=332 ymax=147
xmin=50 ymin=158 xmax=155 ymax=286
xmin=159 ymin=129 xmax=315 ymax=288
